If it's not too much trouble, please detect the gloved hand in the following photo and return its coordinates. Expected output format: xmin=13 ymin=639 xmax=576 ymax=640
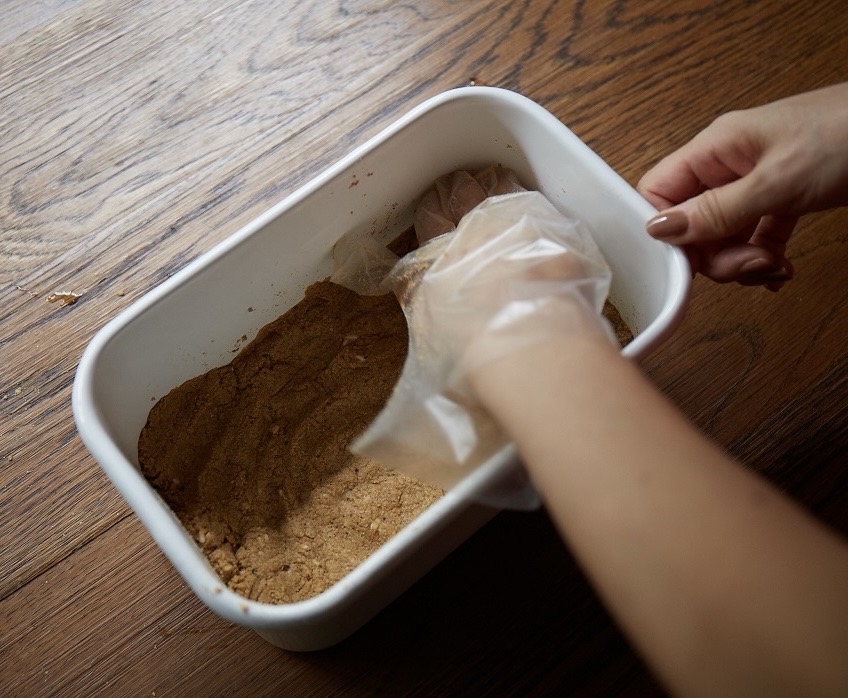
xmin=353 ymin=190 xmax=616 ymax=507
xmin=330 ymin=165 xmax=525 ymax=295
xmin=414 ymin=165 xmax=526 ymax=243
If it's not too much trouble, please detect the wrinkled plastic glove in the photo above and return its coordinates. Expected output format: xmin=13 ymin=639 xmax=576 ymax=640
xmin=330 ymin=165 xmax=526 ymax=295
xmin=329 ymin=231 xmax=400 ymax=296
xmin=352 ymin=190 xmax=617 ymax=508
xmin=414 ymin=165 xmax=526 ymax=243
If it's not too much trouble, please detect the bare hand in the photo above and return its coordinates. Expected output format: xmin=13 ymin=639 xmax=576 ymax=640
xmin=638 ymin=83 xmax=848 ymax=289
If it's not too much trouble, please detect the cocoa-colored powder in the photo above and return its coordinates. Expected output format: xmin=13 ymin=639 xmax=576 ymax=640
xmin=139 ymin=281 xmax=443 ymax=604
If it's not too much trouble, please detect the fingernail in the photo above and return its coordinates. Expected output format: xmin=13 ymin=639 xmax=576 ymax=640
xmin=646 ymin=209 xmax=688 ymax=240
xmin=738 ymin=267 xmax=792 ymax=287
xmin=765 ymin=269 xmax=793 ymax=293
xmin=739 ymin=257 xmax=774 ymax=274
xmin=761 ymin=268 xmax=792 ymax=283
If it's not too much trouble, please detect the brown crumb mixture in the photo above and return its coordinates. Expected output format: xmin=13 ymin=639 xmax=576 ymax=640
xmin=139 ymin=228 xmax=633 ymax=606
xmin=603 ymin=301 xmax=633 ymax=347
xmin=139 ymin=281 xmax=443 ymax=604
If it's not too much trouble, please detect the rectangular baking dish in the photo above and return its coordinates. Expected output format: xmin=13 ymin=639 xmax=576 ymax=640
xmin=73 ymin=87 xmax=690 ymax=651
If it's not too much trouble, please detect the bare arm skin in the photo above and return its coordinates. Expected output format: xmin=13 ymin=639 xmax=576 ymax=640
xmin=470 ymin=332 xmax=848 ymax=698
xmin=394 ymin=120 xmax=848 ymax=694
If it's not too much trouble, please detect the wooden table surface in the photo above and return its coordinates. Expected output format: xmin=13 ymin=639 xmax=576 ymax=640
xmin=2 ymin=1 xmax=847 ymax=695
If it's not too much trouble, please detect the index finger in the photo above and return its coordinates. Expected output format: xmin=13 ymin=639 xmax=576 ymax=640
xmin=637 ymin=149 xmax=704 ymax=210
xmin=637 ymin=117 xmax=757 ymax=210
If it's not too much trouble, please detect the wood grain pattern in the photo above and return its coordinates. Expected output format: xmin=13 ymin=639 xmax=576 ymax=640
xmin=1 ymin=1 xmax=846 ymax=694
xmin=0 ymin=0 xmax=84 ymax=44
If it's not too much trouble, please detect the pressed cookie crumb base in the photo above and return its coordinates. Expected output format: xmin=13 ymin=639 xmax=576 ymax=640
xmin=139 ymin=281 xmax=443 ymax=604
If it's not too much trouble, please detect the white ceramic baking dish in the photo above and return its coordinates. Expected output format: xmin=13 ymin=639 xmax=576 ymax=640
xmin=73 ymin=87 xmax=690 ymax=651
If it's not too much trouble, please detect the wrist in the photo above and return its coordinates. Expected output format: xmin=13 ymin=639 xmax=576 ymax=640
xmin=465 ymin=298 xmax=617 ymax=408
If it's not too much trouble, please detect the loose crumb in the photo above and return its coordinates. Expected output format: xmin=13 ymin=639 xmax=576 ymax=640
xmin=47 ymin=291 xmax=81 ymax=306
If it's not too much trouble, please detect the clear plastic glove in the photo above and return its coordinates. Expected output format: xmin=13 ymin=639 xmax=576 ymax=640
xmin=414 ymin=165 xmax=526 ymax=243
xmin=330 ymin=165 xmax=525 ymax=294
xmin=352 ymin=191 xmax=617 ymax=508
xmin=329 ymin=231 xmax=400 ymax=296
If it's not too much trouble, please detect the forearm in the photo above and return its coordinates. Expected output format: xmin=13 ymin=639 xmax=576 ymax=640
xmin=470 ymin=333 xmax=848 ymax=697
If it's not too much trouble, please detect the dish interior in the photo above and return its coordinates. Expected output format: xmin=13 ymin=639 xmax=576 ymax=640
xmin=88 ymin=92 xmax=679 ymax=471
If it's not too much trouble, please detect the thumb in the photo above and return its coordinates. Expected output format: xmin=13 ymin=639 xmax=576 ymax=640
xmin=647 ymin=169 xmax=780 ymax=244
